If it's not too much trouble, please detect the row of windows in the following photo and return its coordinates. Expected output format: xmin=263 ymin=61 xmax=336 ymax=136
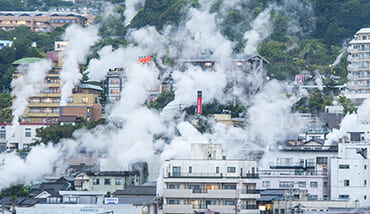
xmin=263 ymin=181 xmax=321 ymax=188
xmin=172 ymin=166 xmax=243 ymax=175
xmin=29 ymin=107 xmax=59 ymax=113
xmin=30 ymin=97 xmax=60 ymax=103
xmin=93 ymin=178 xmax=122 ymax=185
xmin=167 ymin=183 xmax=238 ymax=190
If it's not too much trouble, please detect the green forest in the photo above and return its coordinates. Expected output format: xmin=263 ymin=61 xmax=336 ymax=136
xmin=0 ymin=0 xmax=369 ymax=116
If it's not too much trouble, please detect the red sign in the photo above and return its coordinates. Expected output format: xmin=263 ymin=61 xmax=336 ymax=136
xmin=196 ymin=91 xmax=202 ymax=114
xmin=138 ymin=56 xmax=152 ymax=64
xmin=296 ymin=74 xmax=304 ymax=85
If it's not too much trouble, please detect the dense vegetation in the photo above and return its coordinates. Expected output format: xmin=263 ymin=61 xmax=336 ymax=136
xmin=0 ymin=0 xmax=366 ymax=125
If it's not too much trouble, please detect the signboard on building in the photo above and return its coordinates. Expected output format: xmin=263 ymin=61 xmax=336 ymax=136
xmin=196 ymin=91 xmax=202 ymax=114
xmin=295 ymin=74 xmax=304 ymax=85
xmin=104 ymin=198 xmax=119 ymax=204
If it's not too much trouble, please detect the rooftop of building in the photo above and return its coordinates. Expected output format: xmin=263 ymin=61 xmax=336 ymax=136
xmin=180 ymin=54 xmax=269 ymax=63
xmin=357 ymin=28 xmax=370 ymax=34
xmin=113 ymin=186 xmax=156 ymax=196
xmin=12 ymin=57 xmax=44 ymax=65
xmin=81 ymin=83 xmax=103 ymax=91
xmin=0 ymin=11 xmax=85 ymax=17
xmin=86 ymin=170 xmax=140 ymax=177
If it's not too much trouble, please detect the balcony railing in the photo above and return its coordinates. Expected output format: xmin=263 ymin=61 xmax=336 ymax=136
xmin=241 ymin=189 xmax=260 ymax=194
xmin=192 ymin=204 xmax=207 ymax=209
xmin=258 ymin=170 xmax=328 ymax=176
xmin=241 ymin=204 xmax=258 ymax=210
xmin=167 ymin=172 xmax=259 ymax=178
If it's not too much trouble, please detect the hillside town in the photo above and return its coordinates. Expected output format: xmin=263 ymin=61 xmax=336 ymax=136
xmin=0 ymin=0 xmax=370 ymax=214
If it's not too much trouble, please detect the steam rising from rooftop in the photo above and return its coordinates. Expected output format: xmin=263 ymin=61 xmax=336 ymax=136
xmin=3 ymin=0 xmax=318 ymax=190
xmin=60 ymin=25 xmax=99 ymax=106
xmin=11 ymin=59 xmax=52 ymax=132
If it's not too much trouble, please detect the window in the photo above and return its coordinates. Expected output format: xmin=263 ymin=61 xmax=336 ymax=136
xmin=93 ymin=178 xmax=99 ymax=185
xmin=25 ymin=131 xmax=31 ymax=137
xmin=168 ymin=184 xmax=180 ymax=189
xmin=339 ymin=195 xmax=350 ymax=200
xmin=280 ymin=181 xmax=294 ymax=188
xmin=0 ymin=130 xmax=6 ymax=139
xmin=365 ymin=165 xmax=367 ymax=170
xmin=82 ymin=97 xmax=88 ymax=103
xmin=172 ymin=166 xmax=181 ymax=176
xmin=262 ymin=181 xmax=270 ymax=187
xmin=298 ymin=181 xmax=306 ymax=187
xmin=275 ymin=209 xmax=279 ymax=214
xmin=110 ymin=89 xmax=120 ymax=94
xmin=216 ymin=167 xmax=219 ymax=173
xmin=68 ymin=97 xmax=73 ymax=103
xmin=104 ymin=178 xmax=111 ymax=185
xmin=223 ymin=184 xmax=236 ymax=189
xmin=227 ymin=167 xmax=236 ymax=173
xmin=310 ymin=181 xmax=318 ymax=188
xmin=293 ymin=194 xmax=300 ymax=200
xmin=280 ymin=209 xmax=285 ymax=214
xmin=167 ymin=199 xmax=180 ymax=204
xmin=316 ymin=157 xmax=328 ymax=164
xmin=309 ymin=195 xmax=318 ymax=200
xmin=365 ymin=180 xmax=367 ymax=186
xmin=323 ymin=182 xmax=328 ymax=188
xmin=189 ymin=166 xmax=192 ymax=173
xmin=224 ymin=200 xmax=236 ymax=205
xmin=365 ymin=195 xmax=367 ymax=200
xmin=344 ymin=180 xmax=350 ymax=186
xmin=339 ymin=164 xmax=350 ymax=169
xmin=115 ymin=179 xmax=122 ymax=185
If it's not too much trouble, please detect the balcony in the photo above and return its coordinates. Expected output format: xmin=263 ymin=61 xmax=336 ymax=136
xmin=240 ymin=204 xmax=258 ymax=210
xmin=258 ymin=170 xmax=328 ymax=176
xmin=167 ymin=172 xmax=259 ymax=179
xmin=164 ymin=188 xmax=239 ymax=199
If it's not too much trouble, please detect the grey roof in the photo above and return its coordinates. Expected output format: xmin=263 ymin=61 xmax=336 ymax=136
xmin=81 ymin=84 xmax=103 ymax=91
xmin=116 ymin=196 xmax=156 ymax=206
xmin=258 ymin=195 xmax=282 ymax=202
xmin=30 ymin=181 xmax=71 ymax=197
xmin=86 ymin=171 xmax=140 ymax=177
xmin=113 ymin=186 xmax=156 ymax=196
xmin=260 ymin=189 xmax=286 ymax=196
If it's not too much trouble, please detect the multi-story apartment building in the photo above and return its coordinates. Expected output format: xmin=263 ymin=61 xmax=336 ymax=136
xmin=346 ymin=28 xmax=370 ymax=105
xmin=0 ymin=11 xmax=86 ymax=32
xmin=106 ymin=68 xmax=124 ymax=102
xmin=12 ymin=51 xmax=103 ymax=124
xmin=162 ymin=144 xmax=260 ymax=214
xmin=329 ymin=131 xmax=370 ymax=207
xmin=260 ymin=139 xmax=338 ymax=201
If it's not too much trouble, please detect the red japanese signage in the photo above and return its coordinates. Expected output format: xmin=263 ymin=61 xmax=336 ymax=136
xmin=196 ymin=91 xmax=202 ymax=114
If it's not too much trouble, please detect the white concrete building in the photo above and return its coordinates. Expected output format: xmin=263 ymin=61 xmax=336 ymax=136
xmin=162 ymin=144 xmax=260 ymax=214
xmin=16 ymin=191 xmax=155 ymax=214
xmin=0 ymin=123 xmax=46 ymax=152
xmin=258 ymin=170 xmax=329 ymax=200
xmin=346 ymin=28 xmax=370 ymax=105
xmin=329 ymin=132 xmax=370 ymax=207
xmin=260 ymin=141 xmax=338 ymax=200
xmin=106 ymin=68 xmax=125 ymax=102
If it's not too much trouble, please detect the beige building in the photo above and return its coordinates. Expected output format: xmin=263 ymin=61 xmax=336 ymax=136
xmin=12 ymin=51 xmax=103 ymax=124
xmin=0 ymin=11 xmax=86 ymax=32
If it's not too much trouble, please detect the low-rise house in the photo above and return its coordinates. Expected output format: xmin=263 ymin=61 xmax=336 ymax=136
xmin=86 ymin=171 xmax=144 ymax=193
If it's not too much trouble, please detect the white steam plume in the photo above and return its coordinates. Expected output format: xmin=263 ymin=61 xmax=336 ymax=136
xmin=0 ymin=144 xmax=61 ymax=189
xmin=124 ymin=0 xmax=145 ymax=26
xmin=11 ymin=59 xmax=52 ymax=131
xmin=332 ymin=50 xmax=345 ymax=67
xmin=60 ymin=25 xmax=99 ymax=106
xmin=326 ymin=97 xmax=370 ymax=144
xmin=243 ymin=6 xmax=273 ymax=55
